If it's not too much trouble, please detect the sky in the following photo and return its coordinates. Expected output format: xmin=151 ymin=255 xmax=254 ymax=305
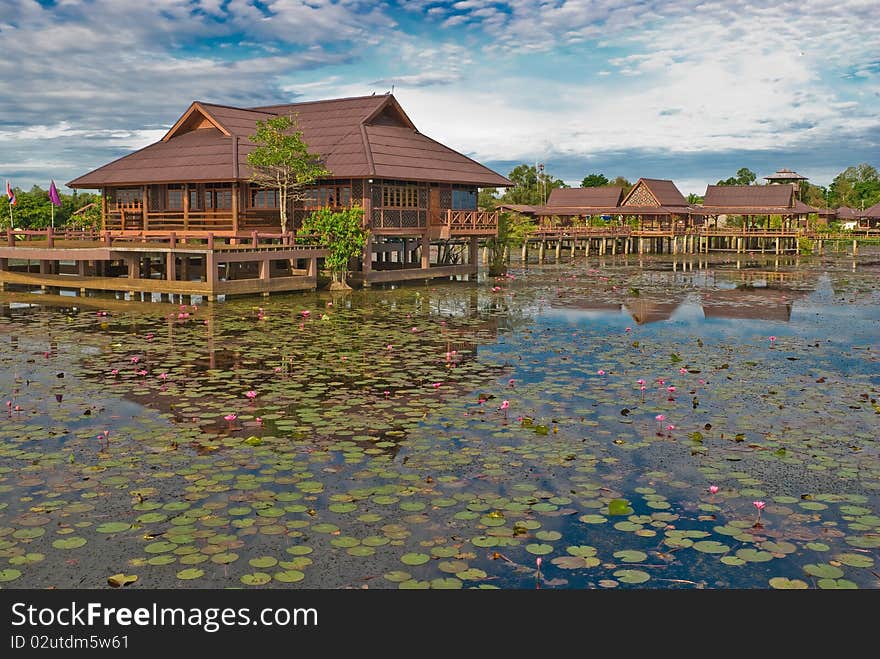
xmin=0 ymin=0 xmax=878 ymax=196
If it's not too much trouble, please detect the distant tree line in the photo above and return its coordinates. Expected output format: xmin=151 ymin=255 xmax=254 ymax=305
xmin=0 ymin=184 xmax=101 ymax=230
xmin=479 ymin=162 xmax=880 ymax=211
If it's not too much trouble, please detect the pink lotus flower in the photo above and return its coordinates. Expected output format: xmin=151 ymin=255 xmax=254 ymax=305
xmin=491 ymin=286 xmax=501 ymax=292
xmin=130 ymin=356 xmax=140 ymax=364
xmin=146 ymin=333 xmax=154 ymax=341
xmin=753 ymin=501 xmax=766 ymax=511
xmin=597 ymin=369 xmax=605 ymax=376
xmin=387 ymin=344 xmax=393 ymax=350
xmin=110 ymin=369 xmax=119 ymax=376
xmin=500 ymin=400 xmax=510 ymax=410
xmin=384 ymin=390 xmax=390 ymax=398
xmin=274 ymin=366 xmax=282 ymax=373
xmin=301 ymin=310 xmax=310 ymax=317
xmin=432 ymin=382 xmax=442 ymax=388
xmin=666 ymin=424 xmax=675 ymax=431
xmin=655 ymin=414 xmax=666 ymax=422
xmin=508 ymin=378 xmax=515 ymax=386
xmin=245 ymin=390 xmax=257 ymax=400
xmin=769 ymin=336 xmax=776 ymax=342
xmin=709 ymin=485 xmax=719 ymax=494
xmin=224 ymin=413 xmax=237 ymax=422
xmin=679 ymin=367 xmax=687 ymax=374
xmin=136 ymin=370 xmax=148 ymax=377
xmin=159 ymin=373 xmax=168 ymax=380
xmin=256 ymin=417 xmax=263 ymax=425
xmin=636 ymin=379 xmax=645 ymax=386
xmin=667 ymin=385 xmax=676 ymax=392
xmin=411 ymin=327 xmax=418 ymax=332
xmin=625 ymin=327 xmax=632 ymax=332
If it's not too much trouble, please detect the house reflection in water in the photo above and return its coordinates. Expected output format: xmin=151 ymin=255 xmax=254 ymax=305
xmin=701 ymin=286 xmax=804 ymax=321
xmin=623 ymin=297 xmax=684 ymax=324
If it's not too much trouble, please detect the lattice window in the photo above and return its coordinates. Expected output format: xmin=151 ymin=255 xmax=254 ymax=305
xmin=439 ymin=189 xmax=452 ymax=210
xmin=401 ymin=210 xmax=420 ymax=227
xmin=352 ymin=179 xmax=363 ymax=203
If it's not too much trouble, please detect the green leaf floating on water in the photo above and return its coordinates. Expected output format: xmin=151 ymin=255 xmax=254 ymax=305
xmin=692 ymin=541 xmax=729 ymax=554
xmin=817 ymin=579 xmax=858 ymax=590
xmin=768 ymin=577 xmax=808 ymax=589
xmin=614 ymin=550 xmax=647 ymax=563
xmin=525 ymin=543 xmax=553 ymax=555
xmin=614 ymin=569 xmax=650 ymax=584
xmin=834 ymin=553 xmax=874 ymax=568
xmin=607 ymin=499 xmax=633 ymax=516
xmin=240 ymin=572 xmax=272 ymax=586
xmin=176 ymin=568 xmax=204 ymax=580
xmin=400 ymin=552 xmax=430 ymax=566
xmin=249 ymin=556 xmax=278 ymax=569
xmin=95 ymin=522 xmax=132 ymax=534
xmin=52 ymin=537 xmax=87 ymax=550
xmin=0 ymin=569 xmax=22 ymax=583
xmin=803 ymin=564 xmax=844 ymax=579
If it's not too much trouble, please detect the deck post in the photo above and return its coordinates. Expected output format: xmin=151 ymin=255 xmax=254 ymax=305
xmin=166 ymin=252 xmax=176 ymax=282
xmin=183 ymin=183 xmax=190 ymax=231
xmin=307 ymin=256 xmax=318 ymax=285
xmin=469 ymin=236 xmax=479 ymax=271
xmin=852 ymin=240 xmax=858 ymax=256
xmin=232 ymin=182 xmax=240 ymax=235
xmin=521 ymin=241 xmax=528 ymax=263
xmin=420 ymin=233 xmax=430 ymax=270
xmin=142 ymin=186 xmax=149 ymax=231
xmin=361 ymin=237 xmax=372 ymax=287
xmin=554 ymin=239 xmax=562 ymax=260
xmin=260 ymin=258 xmax=270 ymax=296
xmin=205 ymin=250 xmax=218 ymax=300
xmin=6 ymin=229 xmax=13 ymax=247
xmin=251 ymin=231 xmax=258 ymax=248
xmin=538 ymin=241 xmax=545 ymax=261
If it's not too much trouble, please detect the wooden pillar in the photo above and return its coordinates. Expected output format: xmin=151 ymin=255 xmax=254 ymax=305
xmin=307 ymin=256 xmax=317 ymax=282
xmin=611 ymin=238 xmax=617 ymax=255
xmin=166 ymin=252 xmax=176 ymax=282
xmin=361 ymin=237 xmax=372 ymax=287
xmin=852 ymin=240 xmax=858 ymax=256
xmin=554 ymin=239 xmax=562 ymax=260
xmin=77 ymin=260 xmax=87 ymax=276
xmin=183 ymin=183 xmax=190 ymax=232
xmin=538 ymin=241 xmax=545 ymax=261
xmin=420 ymin=233 xmax=430 ymax=269
xmin=469 ymin=236 xmax=478 ymax=268
xmin=232 ymin=183 xmax=240 ymax=235
xmin=260 ymin=258 xmax=270 ymax=296
xmin=100 ymin=188 xmax=106 ymax=231
xmin=521 ymin=241 xmax=528 ymax=263
xmin=205 ymin=251 xmax=218 ymax=300
xmin=127 ymin=255 xmax=140 ymax=280
xmin=142 ymin=185 xmax=149 ymax=231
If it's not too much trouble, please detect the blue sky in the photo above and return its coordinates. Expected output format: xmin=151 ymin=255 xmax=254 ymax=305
xmin=1 ymin=0 xmax=877 ymax=195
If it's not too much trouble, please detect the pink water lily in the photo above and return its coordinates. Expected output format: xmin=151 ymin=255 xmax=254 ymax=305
xmin=636 ymin=379 xmax=645 ymax=386
xmin=432 ymin=382 xmax=442 ymax=388
xmin=709 ymin=485 xmax=719 ymax=494
xmin=665 ymin=424 xmax=675 ymax=431
xmin=769 ymin=336 xmax=776 ymax=342
xmin=679 ymin=367 xmax=687 ymax=374
xmin=245 ymin=390 xmax=257 ymax=400
xmin=110 ymin=369 xmax=119 ymax=376
xmin=655 ymin=414 xmax=666 ymax=421
xmin=753 ymin=501 xmax=766 ymax=511
xmin=130 ymin=356 xmax=140 ymax=364
xmin=597 ymin=369 xmax=605 ymax=376
xmin=159 ymin=373 xmax=168 ymax=380
xmin=667 ymin=385 xmax=676 ymax=392
xmin=224 ymin=413 xmax=237 ymax=423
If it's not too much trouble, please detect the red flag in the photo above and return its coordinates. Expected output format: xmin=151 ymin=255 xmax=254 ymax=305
xmin=5 ymin=180 xmax=16 ymax=206
xmin=49 ymin=180 xmax=62 ymax=207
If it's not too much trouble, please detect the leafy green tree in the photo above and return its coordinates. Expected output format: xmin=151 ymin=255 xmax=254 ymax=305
xmin=485 ymin=211 xmax=536 ymax=276
xmin=299 ymin=206 xmax=368 ymax=290
xmin=500 ymin=164 xmax=566 ymax=205
xmin=717 ymin=167 xmax=757 ymax=186
xmin=478 ymin=187 xmax=499 ymax=210
xmin=247 ymin=114 xmax=329 ymax=233
xmin=687 ymin=193 xmax=704 ymax=204
xmin=609 ymin=176 xmax=633 ymax=196
xmin=828 ymin=163 xmax=880 ymax=210
xmin=581 ymin=173 xmax=609 ymax=187
xmin=0 ymin=185 xmax=97 ymax=229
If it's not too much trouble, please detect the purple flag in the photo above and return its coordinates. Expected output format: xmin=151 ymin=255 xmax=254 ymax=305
xmin=49 ymin=180 xmax=62 ymax=207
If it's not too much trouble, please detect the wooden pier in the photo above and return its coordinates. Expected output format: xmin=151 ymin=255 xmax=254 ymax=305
xmin=515 ymin=227 xmax=877 ymax=263
xmin=0 ymin=228 xmax=327 ymax=301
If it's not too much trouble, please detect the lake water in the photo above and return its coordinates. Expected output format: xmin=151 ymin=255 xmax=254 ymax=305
xmin=1 ymin=251 xmax=878 ymax=589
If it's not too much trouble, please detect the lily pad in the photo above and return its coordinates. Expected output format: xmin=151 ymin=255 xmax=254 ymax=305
xmin=401 ymin=552 xmax=430 ymax=566
xmin=107 ymin=573 xmax=138 ymax=588
xmin=613 ymin=569 xmax=650 ymax=584
xmin=768 ymin=577 xmax=809 ymax=589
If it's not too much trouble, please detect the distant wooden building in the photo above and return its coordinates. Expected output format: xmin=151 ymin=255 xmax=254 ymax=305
xmin=862 ymin=202 xmax=880 ymax=229
xmin=68 ymin=94 xmax=510 ymax=283
xmin=618 ymin=178 xmax=691 ymax=228
xmin=697 ymin=184 xmax=813 ymax=228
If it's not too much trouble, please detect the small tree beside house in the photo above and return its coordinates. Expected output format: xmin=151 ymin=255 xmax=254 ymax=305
xmin=246 ymin=114 xmax=329 ymax=234
xmin=299 ymin=206 xmax=368 ymax=290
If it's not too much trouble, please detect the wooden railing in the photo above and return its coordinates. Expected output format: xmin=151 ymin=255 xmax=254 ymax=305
xmin=3 ymin=228 xmax=322 ymax=250
xmin=446 ymin=210 xmax=498 ymax=234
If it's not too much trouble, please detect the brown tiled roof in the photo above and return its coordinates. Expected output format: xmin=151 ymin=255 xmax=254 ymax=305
xmin=835 ymin=206 xmax=859 ymax=220
xmin=547 ymin=187 xmax=623 ymax=207
xmin=703 ymin=185 xmax=793 ymax=208
xmin=864 ymin=202 xmax=880 ymax=219
xmin=792 ymin=199 xmax=818 ymax=213
xmin=644 ymin=179 xmax=688 ymax=206
xmin=69 ymin=95 xmax=510 ymax=188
